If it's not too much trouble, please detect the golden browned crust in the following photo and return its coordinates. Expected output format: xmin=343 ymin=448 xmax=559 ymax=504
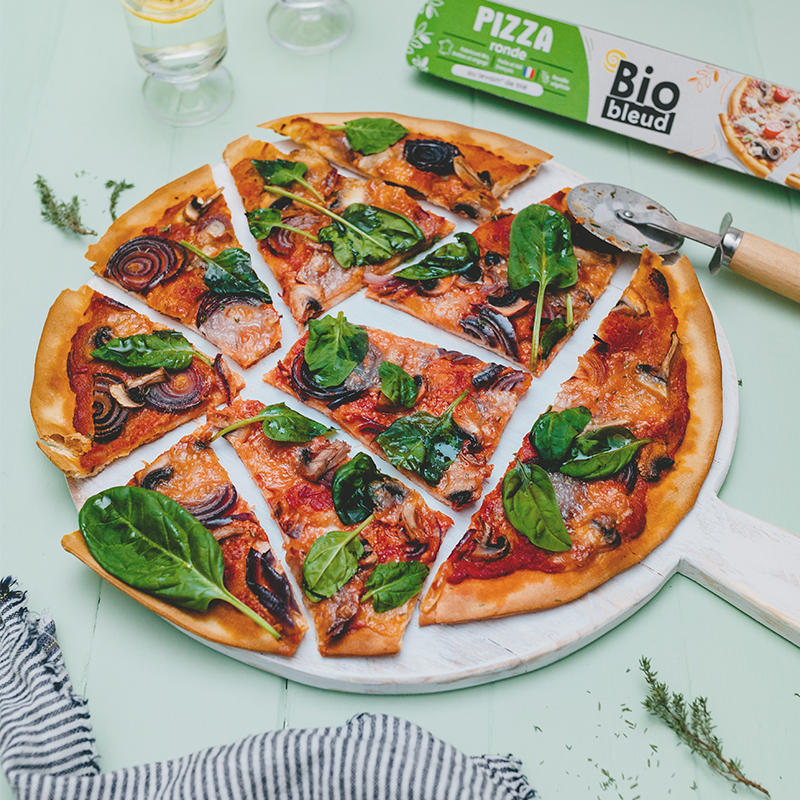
xmin=30 ymin=286 xmax=95 ymax=475
xmin=85 ymin=165 xmax=216 ymax=270
xmin=420 ymin=252 xmax=723 ymax=624
xmin=62 ymin=531 xmax=300 ymax=655
xmin=786 ymin=171 xmax=800 ymax=190
xmin=319 ymin=626 xmax=402 ymax=657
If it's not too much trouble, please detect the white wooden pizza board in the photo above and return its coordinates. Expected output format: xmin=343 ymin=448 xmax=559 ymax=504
xmin=66 ymin=151 xmax=800 ymax=693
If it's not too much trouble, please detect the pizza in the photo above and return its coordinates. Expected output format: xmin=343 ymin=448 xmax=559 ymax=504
xmin=264 ymin=313 xmax=531 ymax=510
xmin=262 ymin=112 xmax=552 ymax=221
xmin=223 ymin=135 xmax=454 ymax=328
xmin=207 ymin=398 xmax=452 ymax=656
xmin=61 ymin=425 xmax=307 ymax=654
xmin=85 ymin=164 xmax=282 ymax=368
xmin=365 ymin=189 xmax=621 ymax=376
xmin=30 ymin=285 xmax=243 ymax=477
xmin=720 ymin=77 xmax=800 ymax=186
xmin=420 ymin=250 xmax=722 ymax=624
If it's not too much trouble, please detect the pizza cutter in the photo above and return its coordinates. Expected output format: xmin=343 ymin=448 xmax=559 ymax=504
xmin=567 ymin=183 xmax=800 ymax=302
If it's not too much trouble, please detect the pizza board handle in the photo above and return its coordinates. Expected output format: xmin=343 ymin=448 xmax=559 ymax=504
xmin=728 ymin=232 xmax=800 ymax=302
xmin=677 ymin=494 xmax=800 ymax=645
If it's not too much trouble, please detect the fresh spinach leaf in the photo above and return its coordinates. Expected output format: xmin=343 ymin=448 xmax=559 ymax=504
xmin=540 ymin=318 xmax=570 ymax=360
xmin=378 ymin=362 xmax=419 ymax=408
xmin=394 ymin=232 xmax=480 ymax=281
xmin=375 ymin=390 xmax=469 ymax=486
xmin=212 ymin=402 xmax=334 ymax=443
xmin=318 ymin=203 xmax=425 ymax=269
xmin=362 ymin=561 xmax=430 ymax=613
xmin=561 ymin=427 xmax=651 ymax=480
xmin=529 ymin=406 xmax=592 ymax=464
xmin=91 ymin=330 xmax=197 ymax=371
xmin=181 ymin=241 xmax=272 ymax=303
xmin=251 ymin=158 xmax=324 ymax=202
xmin=304 ymin=312 xmax=369 ymax=388
xmin=506 ymin=204 xmax=578 ymax=369
xmin=331 ymin=452 xmax=386 ymax=526
xmin=78 ymin=486 xmax=279 ymax=638
xmin=502 ymin=461 xmax=572 ymax=552
xmin=246 ymin=208 xmax=319 ymax=243
xmin=302 ymin=515 xmax=373 ymax=600
xmin=327 ymin=117 xmax=409 ymax=155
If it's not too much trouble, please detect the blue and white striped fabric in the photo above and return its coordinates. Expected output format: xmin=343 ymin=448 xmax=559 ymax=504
xmin=1 ymin=579 xmax=536 ymax=800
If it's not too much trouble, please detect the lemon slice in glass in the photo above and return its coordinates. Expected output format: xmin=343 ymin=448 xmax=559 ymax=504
xmin=121 ymin=0 xmax=214 ymax=24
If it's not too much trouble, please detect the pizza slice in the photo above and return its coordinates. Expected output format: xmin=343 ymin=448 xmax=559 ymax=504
xmin=420 ymin=250 xmax=723 ymax=624
xmin=61 ymin=425 xmax=307 ymax=655
xmin=222 ymin=136 xmax=454 ymax=328
xmin=85 ymin=164 xmax=281 ymax=368
xmin=30 ymin=285 xmax=244 ymax=477
xmin=207 ymin=398 xmax=452 ymax=656
xmin=262 ymin=112 xmax=551 ymax=220
xmin=366 ymin=188 xmax=621 ymax=376
xmin=264 ymin=313 xmax=530 ymax=510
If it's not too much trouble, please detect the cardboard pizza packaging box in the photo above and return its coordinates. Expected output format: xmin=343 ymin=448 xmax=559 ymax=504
xmin=406 ymin=0 xmax=799 ymax=190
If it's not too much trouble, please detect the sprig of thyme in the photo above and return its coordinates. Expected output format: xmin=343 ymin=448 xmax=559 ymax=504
xmin=34 ymin=175 xmax=97 ymax=236
xmin=105 ymin=178 xmax=134 ymax=221
xmin=640 ymin=657 xmax=769 ymax=796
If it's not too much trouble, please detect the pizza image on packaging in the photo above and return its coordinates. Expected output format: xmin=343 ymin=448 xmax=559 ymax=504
xmin=262 ymin=112 xmax=552 ymax=220
xmin=30 ymin=285 xmax=243 ymax=478
xmin=208 ymin=398 xmax=453 ymax=656
xmin=420 ymin=250 xmax=723 ymax=624
xmin=86 ymin=164 xmax=282 ymax=368
xmin=223 ymin=135 xmax=454 ymax=328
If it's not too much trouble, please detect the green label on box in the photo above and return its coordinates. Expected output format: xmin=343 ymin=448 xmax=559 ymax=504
xmin=407 ymin=0 xmax=589 ymax=120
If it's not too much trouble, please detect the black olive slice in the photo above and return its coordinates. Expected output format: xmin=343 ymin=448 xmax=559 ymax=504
xmin=403 ymin=139 xmax=462 ymax=175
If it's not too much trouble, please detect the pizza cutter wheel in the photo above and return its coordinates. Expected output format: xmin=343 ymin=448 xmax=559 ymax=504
xmin=567 ymin=183 xmax=800 ymax=302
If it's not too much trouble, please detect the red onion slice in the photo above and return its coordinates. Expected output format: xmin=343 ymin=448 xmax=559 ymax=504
xmin=106 ymin=235 xmax=186 ymax=293
xmin=143 ymin=362 xmax=208 ymax=413
xmin=92 ymin=374 xmax=130 ymax=443
xmin=289 ymin=353 xmax=367 ymax=409
xmin=182 ymin=482 xmax=238 ymax=527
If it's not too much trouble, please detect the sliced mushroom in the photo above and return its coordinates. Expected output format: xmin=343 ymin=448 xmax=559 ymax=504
xmin=297 ymin=439 xmax=350 ymax=482
xmin=613 ymin=287 xmax=648 ymax=315
xmin=470 ymin=518 xmax=510 ymax=562
xmin=138 ymin=453 xmax=174 ymax=490
xmin=183 ymin=188 xmax=224 ymax=222
xmin=635 ymin=332 xmax=679 ymax=396
xmin=637 ymin=441 xmax=675 ymax=482
xmin=453 ymin=156 xmax=486 ymax=191
xmin=109 ymin=368 xmax=170 ymax=408
xmin=592 ymin=516 xmax=621 ymax=549
xmin=415 ymin=274 xmax=457 ymax=297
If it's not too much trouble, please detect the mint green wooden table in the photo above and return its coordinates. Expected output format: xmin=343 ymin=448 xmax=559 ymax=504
xmin=2 ymin=1 xmax=798 ymax=798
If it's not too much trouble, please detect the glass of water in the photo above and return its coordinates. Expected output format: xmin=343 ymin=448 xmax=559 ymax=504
xmin=121 ymin=0 xmax=233 ymax=127
xmin=267 ymin=0 xmax=353 ymax=55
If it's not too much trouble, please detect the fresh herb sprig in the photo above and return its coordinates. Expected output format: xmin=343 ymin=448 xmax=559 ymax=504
xmin=640 ymin=657 xmax=770 ymax=797
xmin=106 ymin=179 xmax=134 ymax=221
xmin=35 ymin=175 xmax=97 ymax=236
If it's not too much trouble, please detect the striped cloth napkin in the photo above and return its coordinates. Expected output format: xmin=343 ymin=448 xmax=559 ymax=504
xmin=0 ymin=578 xmax=536 ymax=800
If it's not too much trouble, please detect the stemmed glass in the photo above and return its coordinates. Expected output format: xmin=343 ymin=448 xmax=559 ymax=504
xmin=267 ymin=0 xmax=353 ymax=55
xmin=121 ymin=0 xmax=233 ymax=127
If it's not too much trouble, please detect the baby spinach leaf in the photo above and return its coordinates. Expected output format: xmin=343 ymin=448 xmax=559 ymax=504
xmin=394 ymin=232 xmax=480 ymax=281
xmin=304 ymin=312 xmax=369 ymax=388
xmin=246 ymin=208 xmax=319 ymax=243
xmin=561 ymin=427 xmax=651 ymax=480
xmin=529 ymin=406 xmax=592 ymax=464
xmin=506 ymin=204 xmax=578 ymax=369
xmin=375 ymin=390 xmax=469 ymax=486
xmin=251 ymin=158 xmax=324 ymax=202
xmin=212 ymin=402 xmax=334 ymax=443
xmin=91 ymin=330 xmax=197 ymax=371
xmin=378 ymin=362 xmax=419 ymax=408
xmin=327 ymin=117 xmax=409 ymax=155
xmin=302 ymin=515 xmax=373 ymax=600
xmin=78 ymin=486 xmax=279 ymax=638
xmin=502 ymin=461 xmax=571 ymax=552
xmin=331 ymin=452 xmax=386 ymax=526
xmin=362 ymin=562 xmax=430 ymax=613
xmin=181 ymin=241 xmax=272 ymax=303
xmin=540 ymin=318 xmax=570 ymax=360
xmin=318 ymin=203 xmax=425 ymax=269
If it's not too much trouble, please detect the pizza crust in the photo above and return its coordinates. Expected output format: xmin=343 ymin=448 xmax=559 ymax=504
xmin=420 ymin=252 xmax=723 ymax=624
xmin=61 ymin=531 xmax=298 ymax=655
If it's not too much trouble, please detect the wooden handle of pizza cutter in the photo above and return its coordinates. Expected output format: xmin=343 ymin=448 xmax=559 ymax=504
xmin=728 ymin=233 xmax=800 ymax=302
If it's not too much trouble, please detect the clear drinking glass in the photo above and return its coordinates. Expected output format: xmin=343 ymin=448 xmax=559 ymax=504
xmin=121 ymin=0 xmax=233 ymax=127
xmin=267 ymin=0 xmax=353 ymax=55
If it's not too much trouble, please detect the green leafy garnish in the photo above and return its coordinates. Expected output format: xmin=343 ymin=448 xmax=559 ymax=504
xmin=78 ymin=487 xmax=279 ymax=639
xmin=362 ymin=562 xmax=430 ymax=613
xmin=561 ymin=427 xmax=651 ymax=480
xmin=251 ymin=158 xmax=324 ymax=202
xmin=378 ymin=362 xmax=419 ymax=408
xmin=502 ymin=460 xmax=572 ymax=552
xmin=375 ymin=390 xmax=469 ymax=486
xmin=211 ymin=402 xmax=334 ymax=443
xmin=304 ymin=312 xmax=369 ymax=388
xmin=317 ymin=203 xmax=425 ymax=269
xmin=529 ymin=406 xmax=592 ymax=464
xmin=181 ymin=241 xmax=272 ymax=303
xmin=539 ymin=318 xmax=570 ymax=360
xmin=394 ymin=232 xmax=480 ymax=281
xmin=91 ymin=330 xmax=204 ymax=370
xmin=302 ymin=515 xmax=373 ymax=600
xmin=34 ymin=175 xmax=97 ymax=236
xmin=507 ymin=204 xmax=578 ymax=370
xmin=326 ymin=117 xmax=409 ymax=155
xmin=331 ymin=452 xmax=388 ymax=526
xmin=105 ymin=179 xmax=134 ymax=221
xmin=246 ymin=207 xmax=319 ymax=243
